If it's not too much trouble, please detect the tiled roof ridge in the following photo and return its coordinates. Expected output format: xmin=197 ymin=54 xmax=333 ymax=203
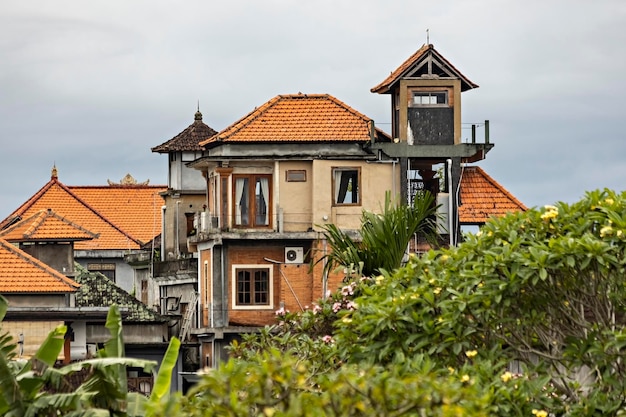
xmin=69 ymin=184 xmax=167 ymax=189
xmin=22 ymin=209 xmax=99 ymax=240
xmin=465 ymin=165 xmax=528 ymax=210
xmin=0 ymin=178 xmax=58 ymax=229
xmin=203 ymin=95 xmax=283 ymax=144
xmin=56 ymin=182 xmax=145 ymax=246
xmin=201 ymin=93 xmax=374 ymax=146
xmin=371 ymin=43 xmax=479 ymax=94
xmin=0 ymin=238 xmax=80 ymax=291
xmin=322 ymin=94 xmax=372 ymax=123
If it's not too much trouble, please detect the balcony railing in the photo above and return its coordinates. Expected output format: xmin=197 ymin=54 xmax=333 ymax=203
xmin=152 ymin=258 xmax=198 ymax=278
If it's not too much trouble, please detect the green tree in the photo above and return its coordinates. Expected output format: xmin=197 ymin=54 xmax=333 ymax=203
xmin=316 ymin=190 xmax=438 ymax=278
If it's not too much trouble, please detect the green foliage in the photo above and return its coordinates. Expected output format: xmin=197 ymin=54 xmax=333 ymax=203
xmin=186 ymin=188 xmax=626 ymax=416
xmin=316 ymin=191 xmax=438 ymax=278
xmin=0 ymin=300 xmax=180 ymax=417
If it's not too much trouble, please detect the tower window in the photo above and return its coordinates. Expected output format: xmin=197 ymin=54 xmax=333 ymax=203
xmin=411 ymin=91 xmax=448 ymax=107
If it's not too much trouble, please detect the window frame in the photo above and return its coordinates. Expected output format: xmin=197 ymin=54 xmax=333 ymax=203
xmin=285 ymin=169 xmax=307 ymax=182
xmin=231 ymin=265 xmax=274 ymax=310
xmin=232 ymin=174 xmax=272 ymax=228
xmin=87 ymin=263 xmax=116 ymax=282
xmin=409 ymin=90 xmax=450 ymax=107
xmin=332 ymin=167 xmax=361 ymax=206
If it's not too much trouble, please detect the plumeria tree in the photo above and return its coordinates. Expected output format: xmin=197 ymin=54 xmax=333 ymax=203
xmin=85 ymin=188 xmax=626 ymax=416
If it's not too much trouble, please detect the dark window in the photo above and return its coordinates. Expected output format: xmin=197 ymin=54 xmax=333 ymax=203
xmin=333 ymin=168 xmax=360 ymax=205
xmin=87 ymin=263 xmax=116 ymax=282
xmin=236 ymin=268 xmax=269 ymax=306
xmin=286 ymin=170 xmax=306 ymax=182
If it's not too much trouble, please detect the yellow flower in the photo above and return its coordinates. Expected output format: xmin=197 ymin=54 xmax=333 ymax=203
xmin=532 ymin=410 xmax=548 ymax=417
xmin=465 ymin=350 xmax=477 ymax=358
xmin=500 ymin=371 xmax=512 ymax=382
xmin=433 ymin=287 xmax=442 ymax=295
xmin=600 ymin=226 xmax=613 ymax=237
xmin=448 ymin=367 xmax=455 ymax=374
xmin=342 ymin=317 xmax=352 ymax=324
xmin=440 ymin=254 xmax=449 ymax=262
xmin=461 ymin=374 xmax=470 ymax=383
xmin=605 ymin=198 xmax=614 ymax=205
xmin=541 ymin=205 xmax=559 ymax=221
xmin=375 ymin=275 xmax=384 ymax=284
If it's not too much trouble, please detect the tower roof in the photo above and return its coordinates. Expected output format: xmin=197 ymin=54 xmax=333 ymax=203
xmin=152 ymin=109 xmax=218 ymax=153
xmin=371 ymin=44 xmax=478 ymax=94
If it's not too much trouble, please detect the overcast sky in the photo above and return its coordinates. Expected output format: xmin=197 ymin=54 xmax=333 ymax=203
xmin=1 ymin=1 xmax=625 ymax=220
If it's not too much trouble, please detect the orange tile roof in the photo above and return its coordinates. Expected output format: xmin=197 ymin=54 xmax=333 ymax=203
xmin=0 ymin=171 xmax=166 ymax=251
xmin=459 ymin=166 xmax=527 ymax=224
xmin=371 ymin=43 xmax=479 ymax=94
xmin=70 ymin=185 xmax=164 ymax=244
xmin=200 ymin=93 xmax=389 ymax=146
xmin=0 ymin=209 xmax=98 ymax=242
xmin=0 ymin=238 xmax=79 ymax=293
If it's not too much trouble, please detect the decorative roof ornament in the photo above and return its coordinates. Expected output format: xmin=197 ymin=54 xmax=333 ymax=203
xmin=195 ymin=100 xmax=202 ymax=121
xmin=107 ymin=173 xmax=150 ymax=186
xmin=51 ymin=164 xmax=58 ymax=180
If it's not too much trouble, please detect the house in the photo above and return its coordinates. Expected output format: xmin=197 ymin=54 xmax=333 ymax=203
xmin=0 ymin=209 xmax=176 ymax=393
xmin=182 ymin=92 xmax=394 ymax=368
xmin=169 ymin=43 xmax=530 ymax=372
xmin=0 ymin=167 xmax=167 ymax=300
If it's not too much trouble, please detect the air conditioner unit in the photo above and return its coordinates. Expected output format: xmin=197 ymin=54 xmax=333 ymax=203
xmin=285 ymin=247 xmax=304 ymax=264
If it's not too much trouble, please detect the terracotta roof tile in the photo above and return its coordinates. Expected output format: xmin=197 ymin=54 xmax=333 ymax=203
xmin=371 ymin=44 xmax=478 ymax=94
xmin=200 ymin=93 xmax=385 ymax=146
xmin=0 ymin=209 xmax=98 ymax=242
xmin=0 ymin=238 xmax=79 ymax=293
xmin=0 ymin=174 xmax=166 ymax=250
xmin=459 ymin=166 xmax=527 ymax=224
xmin=152 ymin=110 xmax=218 ymax=152
xmin=70 ymin=185 xmax=164 ymax=244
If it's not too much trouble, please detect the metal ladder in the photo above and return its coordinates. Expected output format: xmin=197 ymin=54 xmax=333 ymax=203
xmin=179 ymin=292 xmax=198 ymax=342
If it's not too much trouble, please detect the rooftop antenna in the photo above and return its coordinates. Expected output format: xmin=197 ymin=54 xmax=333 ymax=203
xmin=426 ymin=28 xmax=430 ymax=44
xmin=197 ymin=100 xmax=200 ymax=111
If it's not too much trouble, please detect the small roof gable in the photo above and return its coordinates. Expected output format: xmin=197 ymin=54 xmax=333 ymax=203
xmin=152 ymin=110 xmax=218 ymax=153
xmin=371 ymin=44 xmax=479 ymax=94
xmin=200 ymin=93 xmax=389 ymax=147
xmin=0 ymin=209 xmax=98 ymax=243
xmin=0 ymin=169 xmax=166 ymax=250
xmin=0 ymin=238 xmax=79 ymax=293
xmin=459 ymin=166 xmax=527 ymax=224
xmin=74 ymin=265 xmax=168 ymax=323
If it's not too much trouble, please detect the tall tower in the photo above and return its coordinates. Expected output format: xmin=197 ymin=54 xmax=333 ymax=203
xmin=370 ymin=44 xmax=493 ymax=244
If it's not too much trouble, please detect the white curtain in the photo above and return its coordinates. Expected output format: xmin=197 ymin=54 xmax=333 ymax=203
xmin=334 ymin=169 xmax=343 ymax=203
xmin=259 ymin=177 xmax=269 ymax=225
xmin=235 ymin=178 xmax=245 ymax=225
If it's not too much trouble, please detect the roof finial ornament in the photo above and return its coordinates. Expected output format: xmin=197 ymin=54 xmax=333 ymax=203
xmin=51 ymin=164 xmax=58 ymax=180
xmin=426 ymin=28 xmax=430 ymax=45
xmin=194 ymin=100 xmax=202 ymax=121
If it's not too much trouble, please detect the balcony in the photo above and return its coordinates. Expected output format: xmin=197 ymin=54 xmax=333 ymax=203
xmin=152 ymin=258 xmax=198 ymax=280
